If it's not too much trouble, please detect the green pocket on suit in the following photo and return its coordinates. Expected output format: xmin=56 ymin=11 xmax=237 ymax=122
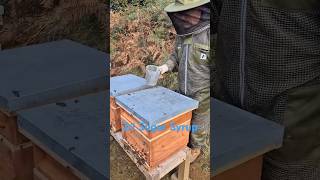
xmin=193 ymin=43 xmax=210 ymax=65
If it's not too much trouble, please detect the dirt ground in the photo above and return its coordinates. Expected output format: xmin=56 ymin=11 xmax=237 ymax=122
xmin=110 ymin=1 xmax=210 ymax=179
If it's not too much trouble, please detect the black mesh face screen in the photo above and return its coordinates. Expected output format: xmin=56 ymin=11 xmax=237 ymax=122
xmin=167 ymin=4 xmax=210 ymax=35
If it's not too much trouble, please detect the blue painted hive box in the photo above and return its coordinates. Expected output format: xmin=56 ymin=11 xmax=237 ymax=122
xmin=17 ymin=91 xmax=108 ymax=180
xmin=115 ymin=87 xmax=198 ymax=168
xmin=110 ymin=74 xmax=148 ymax=131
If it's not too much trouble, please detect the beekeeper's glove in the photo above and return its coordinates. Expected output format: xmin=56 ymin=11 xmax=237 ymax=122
xmin=158 ymin=64 xmax=169 ymax=74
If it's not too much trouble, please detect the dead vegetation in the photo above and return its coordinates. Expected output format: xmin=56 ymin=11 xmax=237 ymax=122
xmin=110 ymin=0 xmax=175 ymax=77
xmin=0 ymin=0 xmax=106 ymax=50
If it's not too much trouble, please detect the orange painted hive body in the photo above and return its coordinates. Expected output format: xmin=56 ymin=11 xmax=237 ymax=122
xmin=110 ymin=74 xmax=148 ymax=132
xmin=116 ymin=87 xmax=199 ymax=169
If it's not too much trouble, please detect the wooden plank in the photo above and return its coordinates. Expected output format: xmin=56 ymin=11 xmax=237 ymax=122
xmin=213 ymin=156 xmax=263 ymax=180
xmin=34 ymin=168 xmax=50 ymax=180
xmin=0 ymin=110 xmax=29 ymax=145
xmin=0 ymin=135 xmax=33 ymax=180
xmin=19 ymin=129 xmax=89 ymax=180
xmin=178 ymin=150 xmax=191 ymax=180
xmin=33 ymin=145 xmax=80 ymax=180
xmin=211 ymin=98 xmax=284 ymax=176
xmin=111 ymin=131 xmax=190 ymax=179
xmin=110 ymin=97 xmax=121 ymax=132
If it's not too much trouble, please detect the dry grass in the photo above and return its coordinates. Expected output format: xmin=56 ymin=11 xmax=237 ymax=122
xmin=110 ymin=0 xmax=175 ymax=77
xmin=0 ymin=0 xmax=106 ymax=49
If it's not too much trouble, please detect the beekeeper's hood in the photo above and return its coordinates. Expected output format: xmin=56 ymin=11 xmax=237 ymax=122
xmin=165 ymin=0 xmax=210 ymax=36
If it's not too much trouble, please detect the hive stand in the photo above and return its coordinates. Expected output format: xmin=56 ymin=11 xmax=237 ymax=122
xmin=111 ymin=130 xmax=191 ymax=180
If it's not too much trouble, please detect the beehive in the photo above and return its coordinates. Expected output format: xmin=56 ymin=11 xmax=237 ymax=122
xmin=0 ymin=40 xmax=107 ymax=179
xmin=0 ymin=136 xmax=33 ymax=180
xmin=110 ymin=74 xmax=148 ymax=131
xmin=116 ymin=87 xmax=198 ymax=169
xmin=17 ymin=91 xmax=108 ymax=180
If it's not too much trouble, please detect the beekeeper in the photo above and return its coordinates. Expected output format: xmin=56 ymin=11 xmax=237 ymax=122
xmin=151 ymin=0 xmax=211 ymax=162
xmin=211 ymin=1 xmax=320 ymax=179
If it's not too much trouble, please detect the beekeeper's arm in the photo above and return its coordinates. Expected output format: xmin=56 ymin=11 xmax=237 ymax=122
xmin=159 ymin=40 xmax=180 ymax=74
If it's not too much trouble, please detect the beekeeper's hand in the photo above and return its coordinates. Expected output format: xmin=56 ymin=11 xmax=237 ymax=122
xmin=158 ymin=64 xmax=169 ymax=74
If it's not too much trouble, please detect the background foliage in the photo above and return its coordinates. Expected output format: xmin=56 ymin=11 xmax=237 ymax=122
xmin=0 ymin=0 xmax=106 ymax=51
xmin=110 ymin=0 xmax=178 ymax=90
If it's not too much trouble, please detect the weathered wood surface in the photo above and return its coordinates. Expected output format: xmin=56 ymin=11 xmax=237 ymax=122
xmin=213 ymin=156 xmax=263 ymax=180
xmin=111 ymin=131 xmax=191 ymax=180
xmin=0 ymin=110 xmax=29 ymax=144
xmin=211 ymin=98 xmax=284 ymax=176
xmin=33 ymin=145 xmax=82 ymax=180
xmin=110 ymin=97 xmax=121 ymax=131
xmin=17 ymin=92 xmax=108 ymax=180
xmin=0 ymin=134 xmax=33 ymax=180
xmin=116 ymin=87 xmax=199 ymax=127
xmin=0 ymin=40 xmax=108 ymax=112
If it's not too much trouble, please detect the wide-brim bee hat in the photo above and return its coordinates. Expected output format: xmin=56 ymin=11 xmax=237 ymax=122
xmin=164 ymin=0 xmax=210 ymax=12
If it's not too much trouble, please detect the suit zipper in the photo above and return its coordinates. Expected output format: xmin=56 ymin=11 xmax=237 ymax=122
xmin=240 ymin=0 xmax=248 ymax=108
xmin=184 ymin=44 xmax=189 ymax=95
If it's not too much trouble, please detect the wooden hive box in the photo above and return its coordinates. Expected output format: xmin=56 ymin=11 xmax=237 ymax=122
xmin=17 ymin=91 xmax=108 ymax=180
xmin=110 ymin=74 xmax=148 ymax=132
xmin=0 ymin=135 xmax=33 ymax=180
xmin=116 ymin=87 xmax=199 ymax=169
xmin=32 ymin=145 xmax=80 ymax=180
xmin=0 ymin=39 xmax=107 ymax=144
xmin=211 ymin=98 xmax=284 ymax=179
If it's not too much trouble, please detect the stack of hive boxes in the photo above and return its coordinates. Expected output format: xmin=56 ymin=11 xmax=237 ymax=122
xmin=110 ymin=74 xmax=148 ymax=132
xmin=110 ymin=75 xmax=198 ymax=169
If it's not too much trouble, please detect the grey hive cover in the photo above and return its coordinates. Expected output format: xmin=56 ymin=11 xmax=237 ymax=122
xmin=116 ymin=87 xmax=199 ymax=127
xmin=110 ymin=74 xmax=147 ymax=97
xmin=0 ymin=39 xmax=108 ymax=112
xmin=17 ymin=91 xmax=107 ymax=180
xmin=211 ymin=98 xmax=284 ymax=175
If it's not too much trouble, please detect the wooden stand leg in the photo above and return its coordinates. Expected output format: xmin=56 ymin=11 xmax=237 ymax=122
xmin=146 ymin=173 xmax=160 ymax=180
xmin=178 ymin=150 xmax=191 ymax=180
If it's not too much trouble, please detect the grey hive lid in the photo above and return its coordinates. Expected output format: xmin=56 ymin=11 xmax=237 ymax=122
xmin=211 ymin=98 xmax=284 ymax=176
xmin=110 ymin=74 xmax=147 ymax=97
xmin=0 ymin=40 xmax=108 ymax=112
xmin=116 ymin=87 xmax=199 ymax=127
xmin=17 ymin=91 xmax=107 ymax=180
